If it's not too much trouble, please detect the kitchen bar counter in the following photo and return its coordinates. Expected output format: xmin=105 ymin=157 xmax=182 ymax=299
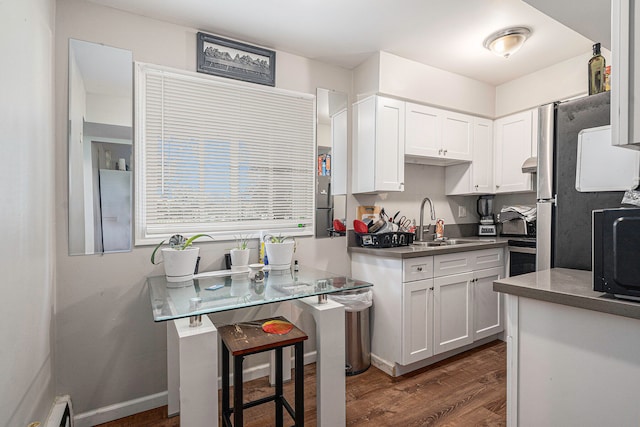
xmin=348 ymin=236 xmax=507 ymax=259
xmin=496 ymin=268 xmax=640 ymax=426
xmin=493 ymin=268 xmax=640 ymax=320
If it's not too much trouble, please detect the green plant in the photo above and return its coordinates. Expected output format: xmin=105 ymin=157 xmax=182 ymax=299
xmin=263 ymin=234 xmax=296 ymax=252
xmin=263 ymin=234 xmax=293 ymax=243
xmin=234 ymin=235 xmax=250 ymax=250
xmin=150 ymin=233 xmax=213 ymax=265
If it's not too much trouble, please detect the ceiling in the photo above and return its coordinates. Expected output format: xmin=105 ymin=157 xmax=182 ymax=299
xmin=87 ymin=0 xmax=605 ymax=86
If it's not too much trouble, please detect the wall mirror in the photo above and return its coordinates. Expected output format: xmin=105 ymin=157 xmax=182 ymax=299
xmin=68 ymin=39 xmax=133 ymax=255
xmin=315 ymin=88 xmax=348 ymax=238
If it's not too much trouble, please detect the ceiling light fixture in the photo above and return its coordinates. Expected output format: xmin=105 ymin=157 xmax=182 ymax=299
xmin=483 ymin=27 xmax=532 ymax=59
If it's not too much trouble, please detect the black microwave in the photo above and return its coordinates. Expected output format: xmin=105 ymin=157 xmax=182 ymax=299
xmin=593 ymin=208 xmax=640 ymax=299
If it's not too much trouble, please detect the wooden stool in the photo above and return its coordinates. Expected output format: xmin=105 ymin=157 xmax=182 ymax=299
xmin=218 ymin=316 xmax=308 ymax=427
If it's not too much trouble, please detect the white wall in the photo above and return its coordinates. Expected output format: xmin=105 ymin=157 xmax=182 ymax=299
xmin=354 ymin=51 xmax=496 ymax=117
xmin=85 ymin=93 xmax=131 ymax=126
xmin=352 ymin=163 xmax=481 ymax=228
xmin=54 ymin=0 xmax=353 ymax=419
xmin=495 ymin=48 xmax=612 ymax=117
xmin=0 ymin=0 xmax=56 ymax=425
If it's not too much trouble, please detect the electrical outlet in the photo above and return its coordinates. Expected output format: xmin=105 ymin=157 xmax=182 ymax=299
xmin=458 ymin=206 xmax=467 ymax=218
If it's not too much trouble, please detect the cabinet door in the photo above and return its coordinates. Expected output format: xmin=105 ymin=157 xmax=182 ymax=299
xmin=352 ymin=97 xmax=376 ymax=193
xmin=442 ymin=111 xmax=473 ymax=162
xmin=471 ymin=118 xmax=494 ymax=193
xmin=444 ymin=117 xmax=493 ymax=195
xmin=433 ymin=272 xmax=473 ymax=355
xmin=402 ymin=278 xmax=434 ymax=365
xmin=494 ymin=110 xmax=534 ymax=193
xmin=473 ymin=266 xmax=504 ymax=340
xmin=374 ymin=96 xmax=405 ymax=192
xmin=405 ymin=102 xmax=441 ymax=158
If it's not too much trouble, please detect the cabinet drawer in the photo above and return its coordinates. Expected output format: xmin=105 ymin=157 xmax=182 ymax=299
xmin=433 ymin=252 xmax=473 ymax=277
xmin=434 ymin=248 xmax=504 ymax=277
xmin=403 ymin=256 xmax=434 ymax=282
xmin=472 ymin=248 xmax=504 ymax=270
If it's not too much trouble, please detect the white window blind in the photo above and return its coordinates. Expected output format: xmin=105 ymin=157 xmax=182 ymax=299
xmin=135 ymin=63 xmax=315 ymax=244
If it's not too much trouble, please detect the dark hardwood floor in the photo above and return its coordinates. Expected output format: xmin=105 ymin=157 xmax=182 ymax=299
xmin=96 ymin=340 xmax=506 ymax=427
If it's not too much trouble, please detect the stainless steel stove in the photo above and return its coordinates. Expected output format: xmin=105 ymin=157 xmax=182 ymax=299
xmin=505 ymin=237 xmax=536 ymax=277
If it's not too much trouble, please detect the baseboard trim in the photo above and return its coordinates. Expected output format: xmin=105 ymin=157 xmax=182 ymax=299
xmin=372 ymin=335 xmax=501 ymax=377
xmin=370 ymin=353 xmax=395 ymax=376
xmin=74 ymin=392 xmax=168 ymax=427
xmin=74 ymin=350 xmax=318 ymax=426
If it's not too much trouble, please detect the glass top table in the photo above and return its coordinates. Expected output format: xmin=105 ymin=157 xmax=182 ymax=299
xmin=147 ymin=265 xmax=373 ymax=322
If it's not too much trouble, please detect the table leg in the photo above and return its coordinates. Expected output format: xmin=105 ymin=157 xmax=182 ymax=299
xmin=167 ymin=316 xmax=218 ymax=426
xmin=295 ymin=297 xmax=345 ymax=427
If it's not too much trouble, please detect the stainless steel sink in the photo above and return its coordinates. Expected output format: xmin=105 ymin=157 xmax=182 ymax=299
xmin=412 ymin=238 xmax=496 ymax=247
xmin=412 ymin=241 xmax=446 ymax=247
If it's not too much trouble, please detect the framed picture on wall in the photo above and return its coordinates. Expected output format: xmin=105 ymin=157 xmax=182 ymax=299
xmin=197 ymin=32 xmax=276 ymax=86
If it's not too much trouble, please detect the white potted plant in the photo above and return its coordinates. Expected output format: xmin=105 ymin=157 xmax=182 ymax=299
xmin=230 ymin=235 xmax=250 ymax=270
xmin=151 ymin=233 xmax=213 ymax=282
xmin=263 ymin=234 xmax=296 ymax=270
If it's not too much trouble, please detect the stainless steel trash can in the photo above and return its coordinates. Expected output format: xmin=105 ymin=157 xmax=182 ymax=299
xmin=330 ymin=289 xmax=372 ymax=376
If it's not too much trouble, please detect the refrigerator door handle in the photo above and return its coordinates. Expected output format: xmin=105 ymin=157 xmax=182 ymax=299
xmin=538 ymin=103 xmax=555 ymax=200
xmin=536 ymin=201 xmax=554 ymax=271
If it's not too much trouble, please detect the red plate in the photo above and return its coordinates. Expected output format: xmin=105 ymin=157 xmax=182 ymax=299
xmin=262 ymin=319 xmax=294 ymax=335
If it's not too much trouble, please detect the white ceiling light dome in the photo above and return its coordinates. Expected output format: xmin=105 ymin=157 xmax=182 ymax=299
xmin=483 ymin=26 xmax=532 ymax=58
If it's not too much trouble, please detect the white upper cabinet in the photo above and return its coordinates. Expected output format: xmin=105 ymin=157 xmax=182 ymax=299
xmin=612 ymin=0 xmax=640 ymax=150
xmin=405 ymin=102 xmax=473 ymax=165
xmin=445 ymin=117 xmax=494 ymax=195
xmin=352 ymin=95 xmax=405 ymax=193
xmin=405 ymin=103 xmax=441 ymax=157
xmin=442 ymin=111 xmax=473 ymax=162
xmin=494 ymin=109 xmax=537 ymax=194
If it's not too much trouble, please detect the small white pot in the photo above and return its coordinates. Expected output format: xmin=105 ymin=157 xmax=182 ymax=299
xmin=161 ymin=247 xmax=200 ymax=282
xmin=264 ymin=241 xmax=295 ymax=269
xmin=230 ymin=248 xmax=250 ymax=270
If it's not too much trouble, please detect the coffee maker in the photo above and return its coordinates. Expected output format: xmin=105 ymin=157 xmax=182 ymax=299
xmin=477 ymin=195 xmax=497 ymax=236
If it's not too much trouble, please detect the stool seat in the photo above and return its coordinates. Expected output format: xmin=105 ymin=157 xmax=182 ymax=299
xmin=218 ymin=317 xmax=308 ymax=356
xmin=218 ymin=316 xmax=307 ymax=427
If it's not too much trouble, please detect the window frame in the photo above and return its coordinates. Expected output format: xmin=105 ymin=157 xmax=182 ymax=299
xmin=134 ymin=62 xmax=316 ymax=246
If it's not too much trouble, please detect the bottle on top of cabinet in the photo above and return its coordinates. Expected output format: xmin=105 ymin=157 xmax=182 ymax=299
xmin=588 ymin=42 xmax=606 ymax=95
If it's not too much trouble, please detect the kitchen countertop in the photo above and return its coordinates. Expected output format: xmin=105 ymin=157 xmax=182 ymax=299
xmin=348 ymin=236 xmax=508 ymax=259
xmin=494 ymin=268 xmax=640 ymax=320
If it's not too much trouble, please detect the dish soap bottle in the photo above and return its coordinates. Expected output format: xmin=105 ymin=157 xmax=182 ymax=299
xmin=588 ymin=42 xmax=606 ymax=95
xmin=435 ymin=219 xmax=445 ymax=239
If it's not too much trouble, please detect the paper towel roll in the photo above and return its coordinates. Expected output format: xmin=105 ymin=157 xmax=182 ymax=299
xmin=118 ymin=158 xmax=126 ymax=171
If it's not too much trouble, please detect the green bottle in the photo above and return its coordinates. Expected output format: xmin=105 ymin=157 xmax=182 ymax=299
xmin=588 ymin=43 xmax=606 ymax=95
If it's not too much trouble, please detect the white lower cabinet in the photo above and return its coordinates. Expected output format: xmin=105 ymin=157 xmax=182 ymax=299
xmin=402 ymin=278 xmax=434 ymax=364
xmin=473 ymin=266 xmax=504 ymax=340
xmin=351 ymin=247 xmax=504 ymax=375
xmin=434 ymin=272 xmax=473 ymax=355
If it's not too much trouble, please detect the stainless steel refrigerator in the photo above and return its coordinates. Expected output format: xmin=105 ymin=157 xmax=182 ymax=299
xmin=537 ymin=91 xmax=627 ymax=271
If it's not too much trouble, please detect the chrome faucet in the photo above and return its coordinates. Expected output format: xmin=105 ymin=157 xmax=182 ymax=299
xmin=417 ymin=197 xmax=436 ymax=242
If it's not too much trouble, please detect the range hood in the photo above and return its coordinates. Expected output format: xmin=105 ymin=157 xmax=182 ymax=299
xmin=521 ymin=156 xmax=537 ymax=173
